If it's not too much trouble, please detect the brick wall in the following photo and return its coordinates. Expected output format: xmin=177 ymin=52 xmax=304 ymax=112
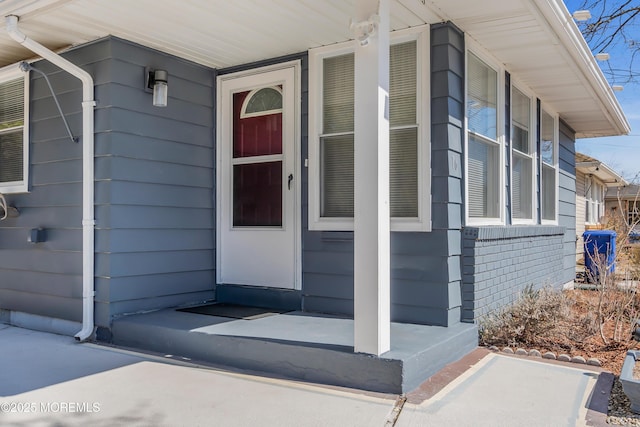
xmin=462 ymin=226 xmax=567 ymax=321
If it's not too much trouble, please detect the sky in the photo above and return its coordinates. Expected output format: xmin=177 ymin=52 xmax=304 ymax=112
xmin=563 ymin=0 xmax=640 ymax=181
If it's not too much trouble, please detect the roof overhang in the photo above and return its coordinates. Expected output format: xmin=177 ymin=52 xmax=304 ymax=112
xmin=575 ymin=152 xmax=627 ymax=186
xmin=0 ymin=0 xmax=630 ymax=138
xmin=576 ymin=162 xmax=628 ymax=187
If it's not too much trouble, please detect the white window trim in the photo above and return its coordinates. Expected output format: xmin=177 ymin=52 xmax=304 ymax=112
xmin=585 ymin=174 xmax=593 ymax=224
xmin=308 ymin=25 xmax=431 ymax=232
xmin=585 ymin=176 xmax=605 ymax=225
xmin=510 ymin=81 xmax=537 ymax=225
xmin=464 ymin=40 xmax=506 ymax=226
xmin=0 ymin=63 xmax=29 ymax=194
xmin=540 ymin=103 xmax=559 ymax=225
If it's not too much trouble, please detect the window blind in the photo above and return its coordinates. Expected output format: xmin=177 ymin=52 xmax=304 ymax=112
xmin=0 ymin=77 xmax=24 ymax=184
xmin=468 ymin=135 xmax=499 ymax=218
xmin=511 ymin=88 xmax=529 ymax=153
xmin=512 ymin=152 xmax=532 ymax=219
xmin=467 ymin=53 xmax=497 ymax=140
xmin=389 ymin=41 xmax=417 ymax=127
xmin=541 ymin=164 xmax=556 ymax=220
xmin=323 ymin=54 xmax=354 ymax=135
xmin=390 ymin=128 xmax=418 ymax=217
xmin=0 ymin=132 xmax=23 ymax=183
xmin=320 ymin=41 xmax=419 ymax=219
xmin=321 ymin=134 xmax=354 ymax=217
xmin=0 ymin=78 xmax=24 ymax=130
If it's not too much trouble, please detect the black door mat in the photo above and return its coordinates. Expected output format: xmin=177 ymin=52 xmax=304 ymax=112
xmin=176 ymin=303 xmax=290 ymax=320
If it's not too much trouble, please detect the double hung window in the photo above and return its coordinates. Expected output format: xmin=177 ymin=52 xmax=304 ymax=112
xmin=466 ymin=52 xmax=500 ymax=221
xmin=0 ymin=65 xmax=28 ymax=193
xmin=511 ymin=87 xmax=534 ymax=221
xmin=540 ymin=109 xmax=557 ymax=222
xmin=309 ymin=28 xmax=429 ymax=231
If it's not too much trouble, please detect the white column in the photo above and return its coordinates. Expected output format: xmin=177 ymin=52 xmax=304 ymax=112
xmin=353 ymin=0 xmax=391 ymax=355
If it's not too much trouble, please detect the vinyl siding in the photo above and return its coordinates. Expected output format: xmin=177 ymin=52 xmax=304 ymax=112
xmin=559 ymin=120 xmax=577 ymax=279
xmin=303 ymin=23 xmax=465 ymax=327
xmin=94 ymin=38 xmax=216 ymax=326
xmin=0 ymin=40 xmax=112 ymax=323
xmin=0 ymin=36 xmax=216 ymax=327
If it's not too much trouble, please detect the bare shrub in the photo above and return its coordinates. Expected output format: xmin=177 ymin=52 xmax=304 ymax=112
xmin=479 ymin=285 xmax=569 ymax=348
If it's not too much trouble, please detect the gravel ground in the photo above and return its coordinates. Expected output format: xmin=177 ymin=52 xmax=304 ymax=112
xmin=608 ymin=376 xmax=640 ymax=426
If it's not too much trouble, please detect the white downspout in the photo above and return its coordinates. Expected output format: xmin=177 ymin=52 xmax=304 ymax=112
xmin=6 ymin=15 xmax=96 ymax=341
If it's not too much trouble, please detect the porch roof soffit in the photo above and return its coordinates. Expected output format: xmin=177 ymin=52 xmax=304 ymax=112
xmin=575 ymin=152 xmax=627 ymax=187
xmin=0 ymin=0 xmax=628 ymax=138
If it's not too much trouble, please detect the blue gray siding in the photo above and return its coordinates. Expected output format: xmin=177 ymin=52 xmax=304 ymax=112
xmin=0 ymin=41 xmax=111 ymax=323
xmin=558 ymin=120 xmax=577 ymax=283
xmin=0 ymin=37 xmax=216 ymax=328
xmin=93 ymin=38 xmax=215 ymax=327
xmin=303 ymin=22 xmax=465 ymax=327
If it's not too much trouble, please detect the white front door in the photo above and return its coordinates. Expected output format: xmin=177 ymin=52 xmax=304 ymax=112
xmin=217 ymin=64 xmax=299 ymax=289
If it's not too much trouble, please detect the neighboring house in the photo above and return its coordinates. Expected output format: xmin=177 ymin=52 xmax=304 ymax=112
xmin=575 ymin=152 xmax=627 ymax=261
xmin=606 ymin=184 xmax=640 ymax=230
xmin=0 ymin=0 xmax=630 ymax=392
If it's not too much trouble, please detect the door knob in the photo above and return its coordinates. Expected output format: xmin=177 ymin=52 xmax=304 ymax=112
xmin=288 ymin=174 xmax=293 ymax=190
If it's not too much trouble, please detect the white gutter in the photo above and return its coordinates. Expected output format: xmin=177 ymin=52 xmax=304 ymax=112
xmin=532 ymin=0 xmax=631 ymax=137
xmin=5 ymin=15 xmax=96 ymax=341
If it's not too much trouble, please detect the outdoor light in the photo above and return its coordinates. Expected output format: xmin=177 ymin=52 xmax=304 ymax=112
xmin=146 ymin=69 xmax=168 ymax=107
xmin=595 ymin=53 xmax=610 ymax=61
xmin=612 ymin=85 xmax=624 ymax=92
xmin=349 ymin=14 xmax=380 ymax=47
xmin=572 ymin=10 xmax=591 ymax=21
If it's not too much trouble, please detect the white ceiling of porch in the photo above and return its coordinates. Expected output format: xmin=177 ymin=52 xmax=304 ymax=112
xmin=0 ymin=0 xmax=630 ymax=138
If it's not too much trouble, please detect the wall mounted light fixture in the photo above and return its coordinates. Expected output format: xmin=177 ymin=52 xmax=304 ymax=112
xmin=146 ymin=68 xmax=168 ymax=107
xmin=349 ymin=14 xmax=380 ymax=47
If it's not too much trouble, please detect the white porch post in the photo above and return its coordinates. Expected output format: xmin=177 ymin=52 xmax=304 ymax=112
xmin=353 ymin=0 xmax=391 ymax=355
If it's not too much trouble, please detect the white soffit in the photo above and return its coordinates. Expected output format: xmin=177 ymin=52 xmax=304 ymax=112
xmin=0 ymin=0 xmax=423 ymax=68
xmin=0 ymin=0 xmax=629 ymax=138
xmin=430 ymin=0 xmax=629 ymax=138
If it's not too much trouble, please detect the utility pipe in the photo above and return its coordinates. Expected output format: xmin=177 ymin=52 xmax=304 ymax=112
xmin=6 ymin=15 xmax=96 ymax=341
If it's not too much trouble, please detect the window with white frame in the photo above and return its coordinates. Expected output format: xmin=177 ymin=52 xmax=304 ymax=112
xmin=540 ymin=109 xmax=557 ymax=222
xmin=0 ymin=65 xmax=28 ymax=194
xmin=466 ymin=52 xmax=501 ymax=221
xmin=585 ymin=176 xmax=605 ymax=224
xmin=511 ymin=86 xmax=534 ymax=221
xmin=309 ymin=28 xmax=429 ymax=231
xmin=629 ymin=200 xmax=640 ymax=226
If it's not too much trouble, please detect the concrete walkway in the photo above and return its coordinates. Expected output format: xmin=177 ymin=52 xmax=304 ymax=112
xmin=398 ymin=353 xmax=600 ymax=427
xmin=0 ymin=325 xmax=608 ymax=426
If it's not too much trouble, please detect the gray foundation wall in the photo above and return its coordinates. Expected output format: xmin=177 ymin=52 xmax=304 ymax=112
xmin=461 ymin=226 xmax=567 ymax=321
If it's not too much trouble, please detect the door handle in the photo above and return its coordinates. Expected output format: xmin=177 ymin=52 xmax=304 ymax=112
xmin=288 ymin=174 xmax=293 ymax=190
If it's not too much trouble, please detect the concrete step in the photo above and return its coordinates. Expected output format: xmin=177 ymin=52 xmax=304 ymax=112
xmin=111 ymin=309 xmax=478 ymax=394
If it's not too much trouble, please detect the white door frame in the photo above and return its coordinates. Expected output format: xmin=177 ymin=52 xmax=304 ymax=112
xmin=216 ymin=60 xmax=302 ymax=290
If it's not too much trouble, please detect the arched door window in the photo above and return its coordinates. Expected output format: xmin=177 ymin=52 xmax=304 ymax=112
xmin=240 ymin=86 xmax=282 ymax=118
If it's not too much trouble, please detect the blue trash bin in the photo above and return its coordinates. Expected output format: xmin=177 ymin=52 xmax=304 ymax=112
xmin=583 ymin=230 xmax=616 ymax=280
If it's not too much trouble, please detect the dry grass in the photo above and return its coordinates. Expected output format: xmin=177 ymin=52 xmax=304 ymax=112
xmin=479 ymin=286 xmax=640 ymax=373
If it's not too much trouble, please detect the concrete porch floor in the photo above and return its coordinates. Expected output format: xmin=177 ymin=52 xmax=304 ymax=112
xmin=111 ymin=309 xmax=477 ymax=394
